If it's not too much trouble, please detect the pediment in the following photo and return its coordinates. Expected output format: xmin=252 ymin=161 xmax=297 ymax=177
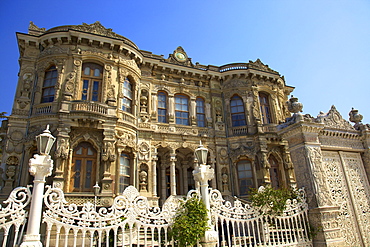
xmin=248 ymin=59 xmax=278 ymax=74
xmin=166 ymin=46 xmax=194 ymax=67
xmin=317 ymin=105 xmax=354 ymax=130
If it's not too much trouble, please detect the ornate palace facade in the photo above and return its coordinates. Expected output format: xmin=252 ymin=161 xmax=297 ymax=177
xmin=1 ymin=22 xmax=369 ymax=246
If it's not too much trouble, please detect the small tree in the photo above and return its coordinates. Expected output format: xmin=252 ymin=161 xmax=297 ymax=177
xmin=169 ymin=196 xmax=209 ymax=246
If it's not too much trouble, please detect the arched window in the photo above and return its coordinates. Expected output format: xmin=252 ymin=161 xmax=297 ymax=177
xmin=41 ymin=66 xmax=58 ymax=103
xmin=175 ymin=94 xmax=189 ymax=125
xmin=71 ymin=142 xmax=97 ymax=192
xmin=119 ymin=153 xmax=131 ymax=193
xmin=237 ymin=160 xmax=254 ymax=196
xmin=122 ymin=77 xmax=133 ymax=113
xmin=81 ymin=63 xmax=103 ymax=102
xmin=230 ymin=95 xmax=246 ymax=127
xmin=269 ymin=155 xmax=281 ymax=189
xmin=196 ymin=97 xmax=206 ymax=127
xmin=259 ymin=93 xmax=272 ymax=124
xmin=158 ymin=91 xmax=167 ymax=123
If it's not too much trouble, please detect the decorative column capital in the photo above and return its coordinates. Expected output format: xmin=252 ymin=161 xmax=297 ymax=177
xmin=193 ymin=164 xmax=214 ymax=186
xmin=29 ymin=154 xmax=54 ymax=182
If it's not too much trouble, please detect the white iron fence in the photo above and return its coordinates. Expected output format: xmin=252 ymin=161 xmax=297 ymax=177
xmin=0 ymin=187 xmax=31 ymax=247
xmin=0 ymin=185 xmax=311 ymax=247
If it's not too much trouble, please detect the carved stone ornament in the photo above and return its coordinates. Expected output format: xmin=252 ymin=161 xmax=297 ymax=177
xmin=119 ymin=58 xmax=141 ymax=76
xmin=248 ymin=59 xmax=278 ymax=74
xmin=166 ymin=46 xmax=194 ymax=67
xmin=287 ymin=95 xmax=303 ymax=114
xmin=229 ymin=142 xmax=256 ymax=162
xmin=116 ymin=130 xmax=136 ymax=149
xmin=138 ymin=142 xmax=150 ymax=161
xmin=306 ymin=146 xmax=332 ymax=207
xmin=40 ymin=46 xmax=68 ymax=57
xmin=317 ymin=105 xmax=355 ymax=130
xmin=55 ymin=138 xmax=69 ymax=160
xmin=102 ymin=141 xmax=116 ymax=162
xmin=28 ymin=21 xmax=46 ymax=34
xmin=64 ymin=71 xmax=76 ymax=99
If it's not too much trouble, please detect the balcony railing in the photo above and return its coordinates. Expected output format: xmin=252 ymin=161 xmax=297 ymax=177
xmin=231 ymin=125 xmax=248 ymax=136
xmin=33 ymin=103 xmax=53 ymax=115
xmin=261 ymin=124 xmax=278 ymax=133
xmin=71 ymin=101 xmax=108 ymax=115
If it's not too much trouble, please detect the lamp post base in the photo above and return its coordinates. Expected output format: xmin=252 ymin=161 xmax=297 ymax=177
xmin=200 ymin=229 xmax=218 ymax=247
xmin=20 ymin=234 xmax=43 ymax=247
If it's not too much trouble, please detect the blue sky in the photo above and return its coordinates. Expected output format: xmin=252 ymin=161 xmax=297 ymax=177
xmin=1 ymin=0 xmax=370 ymax=123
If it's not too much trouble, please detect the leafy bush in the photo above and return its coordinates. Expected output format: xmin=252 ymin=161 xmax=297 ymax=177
xmin=250 ymin=185 xmax=299 ymax=215
xmin=169 ymin=196 xmax=209 ymax=246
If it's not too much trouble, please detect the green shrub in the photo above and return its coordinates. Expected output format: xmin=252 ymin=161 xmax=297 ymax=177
xmin=250 ymin=185 xmax=299 ymax=216
xmin=169 ymin=196 xmax=209 ymax=246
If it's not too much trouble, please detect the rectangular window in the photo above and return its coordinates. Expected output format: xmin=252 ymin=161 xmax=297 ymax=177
xmin=119 ymin=153 xmax=130 ymax=193
xmin=175 ymin=95 xmax=189 ymax=125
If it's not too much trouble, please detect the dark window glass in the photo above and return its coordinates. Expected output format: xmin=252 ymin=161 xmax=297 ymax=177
xmin=237 ymin=160 xmax=254 ymax=195
xmin=71 ymin=142 xmax=97 ymax=192
xmin=196 ymin=98 xmax=206 ymax=127
xmin=158 ymin=92 xmax=167 ymax=123
xmin=81 ymin=63 xmax=102 ymax=102
xmin=259 ymin=93 xmax=272 ymax=124
xmin=230 ymin=96 xmax=246 ymax=127
xmin=41 ymin=66 xmax=58 ymax=103
xmin=122 ymin=78 xmax=132 ymax=113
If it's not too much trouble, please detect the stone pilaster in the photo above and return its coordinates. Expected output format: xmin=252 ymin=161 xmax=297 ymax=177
xmin=279 ymin=121 xmax=345 ymax=246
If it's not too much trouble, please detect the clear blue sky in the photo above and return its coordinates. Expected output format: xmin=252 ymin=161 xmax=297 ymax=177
xmin=1 ymin=0 xmax=370 ymax=123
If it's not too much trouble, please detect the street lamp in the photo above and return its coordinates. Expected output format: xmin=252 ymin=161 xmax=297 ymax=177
xmin=21 ymin=125 xmax=56 ymax=247
xmin=192 ymin=141 xmax=218 ymax=247
xmin=194 ymin=141 xmax=208 ymax=166
xmin=36 ymin=125 xmax=56 ymax=155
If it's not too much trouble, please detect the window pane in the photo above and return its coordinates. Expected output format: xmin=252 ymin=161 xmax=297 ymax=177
xmin=94 ymin=68 xmax=100 ymax=77
xmin=84 ymin=67 xmax=90 ymax=75
xmin=74 ymin=160 xmax=81 ymax=188
xmin=85 ymin=160 xmax=93 ymax=188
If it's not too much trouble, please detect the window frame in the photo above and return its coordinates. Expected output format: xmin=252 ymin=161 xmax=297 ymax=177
xmin=269 ymin=155 xmax=281 ymax=189
xmin=157 ymin=91 xmax=168 ymax=123
xmin=70 ymin=142 xmax=97 ymax=192
xmin=175 ymin=94 xmax=189 ymax=125
xmin=196 ymin=97 xmax=206 ymax=127
xmin=118 ymin=152 xmax=131 ymax=193
xmin=259 ymin=92 xmax=272 ymax=124
xmin=41 ymin=66 xmax=58 ymax=103
xmin=237 ymin=159 xmax=254 ymax=196
xmin=81 ymin=63 xmax=103 ymax=102
xmin=122 ymin=77 xmax=133 ymax=113
xmin=230 ymin=95 xmax=246 ymax=127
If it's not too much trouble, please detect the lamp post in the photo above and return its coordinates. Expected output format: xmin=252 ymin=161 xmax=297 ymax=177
xmin=193 ymin=141 xmax=218 ymax=247
xmin=93 ymin=182 xmax=100 ymax=211
xmin=21 ymin=125 xmax=56 ymax=247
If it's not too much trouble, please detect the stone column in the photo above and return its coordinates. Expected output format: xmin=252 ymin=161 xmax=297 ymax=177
xmin=168 ymin=95 xmax=175 ymax=123
xmin=170 ymin=151 xmax=177 ymax=196
xmin=160 ymin=162 xmax=166 ymax=204
xmin=190 ymin=97 xmax=196 ymax=126
xmin=279 ymin=121 xmax=345 ymax=246
xmin=182 ymin=163 xmax=188 ymax=193
xmin=152 ymin=151 xmax=158 ymax=197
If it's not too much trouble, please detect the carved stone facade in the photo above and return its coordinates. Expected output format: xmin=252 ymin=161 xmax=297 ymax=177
xmin=1 ymin=22 xmax=369 ymax=245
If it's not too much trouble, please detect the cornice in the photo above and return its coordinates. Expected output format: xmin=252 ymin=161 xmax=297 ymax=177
xmin=278 ymin=121 xmax=325 ymax=139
